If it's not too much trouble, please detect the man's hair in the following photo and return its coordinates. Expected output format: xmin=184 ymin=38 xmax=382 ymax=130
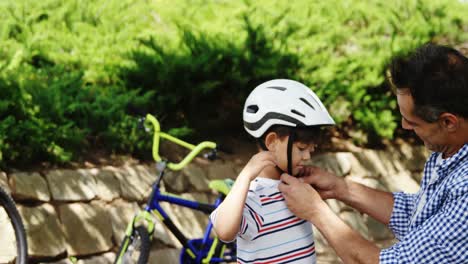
xmin=261 ymin=125 xmax=322 ymax=144
xmin=388 ymin=43 xmax=468 ymax=122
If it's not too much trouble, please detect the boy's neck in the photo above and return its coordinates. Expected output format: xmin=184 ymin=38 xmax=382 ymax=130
xmin=257 ymin=166 xmax=283 ymax=180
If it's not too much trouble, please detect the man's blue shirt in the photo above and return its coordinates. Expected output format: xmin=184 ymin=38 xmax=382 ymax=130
xmin=380 ymin=144 xmax=468 ymax=263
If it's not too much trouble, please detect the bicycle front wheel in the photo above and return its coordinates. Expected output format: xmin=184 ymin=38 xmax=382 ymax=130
xmin=115 ymin=225 xmax=150 ymax=264
xmin=0 ymin=186 xmax=28 ymax=264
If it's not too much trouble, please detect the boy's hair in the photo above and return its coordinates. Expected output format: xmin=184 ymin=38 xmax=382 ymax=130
xmin=260 ymin=125 xmax=322 ymax=145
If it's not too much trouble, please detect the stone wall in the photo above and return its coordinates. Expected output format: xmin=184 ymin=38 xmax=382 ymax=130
xmin=0 ymin=142 xmax=429 ymax=264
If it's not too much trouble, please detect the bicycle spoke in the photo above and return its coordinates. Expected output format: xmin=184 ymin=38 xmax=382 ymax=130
xmin=123 ymin=238 xmax=142 ymax=263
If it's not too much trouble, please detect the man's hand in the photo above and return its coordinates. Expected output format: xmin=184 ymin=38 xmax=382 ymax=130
xmin=299 ymin=166 xmax=394 ymax=226
xmin=280 ymin=173 xmax=381 ymax=264
xmin=238 ymin=151 xmax=277 ymax=181
xmin=297 ymin=166 xmax=348 ymax=200
xmin=278 ymin=173 xmax=328 ymax=221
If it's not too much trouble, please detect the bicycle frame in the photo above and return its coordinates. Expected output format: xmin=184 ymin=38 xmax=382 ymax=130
xmin=127 ymin=165 xmax=233 ymax=263
xmin=119 ymin=114 xmax=235 ymax=263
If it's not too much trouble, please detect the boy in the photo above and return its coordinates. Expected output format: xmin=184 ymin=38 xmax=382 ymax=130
xmin=210 ymin=79 xmax=335 ymax=263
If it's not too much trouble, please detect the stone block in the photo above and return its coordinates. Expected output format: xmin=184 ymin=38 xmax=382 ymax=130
xmin=339 ymin=211 xmax=369 ymax=240
xmin=411 ymin=171 xmax=423 ymax=184
xmin=160 ymin=201 xmax=206 ymax=240
xmin=76 ymin=252 xmax=115 ymax=264
xmin=353 ymin=150 xmax=388 ymax=178
xmin=59 ymin=202 xmax=113 ymax=255
xmin=151 ymin=220 xmax=182 ymax=248
xmin=397 ymin=143 xmax=429 ymax=172
xmin=40 ymin=259 xmax=73 ymax=264
xmin=0 ymin=206 xmax=16 ymax=263
xmin=0 ymin=171 xmax=10 ymax=194
xmin=162 ymin=170 xmax=190 ymax=193
xmin=207 ymin=162 xmax=237 ymax=180
xmin=381 ymin=171 xmax=420 ymax=193
xmin=148 ymin=248 xmax=180 ymax=264
xmin=107 ymin=200 xmax=141 ymax=245
xmin=347 ymin=153 xmax=369 ymax=178
xmin=183 ymin=164 xmax=210 ymax=192
xmin=9 ymin=172 xmax=50 ymax=201
xmin=82 ymin=168 xmax=121 ymax=201
xmin=325 ymin=199 xmax=349 ymax=214
xmin=112 ymin=165 xmax=155 ymax=201
xmin=18 ymin=204 xmax=67 ymax=257
xmin=109 ymin=200 xmax=181 ymax=248
xmin=45 ymin=169 xmax=95 ymax=201
xmin=309 ymin=152 xmax=352 ymax=177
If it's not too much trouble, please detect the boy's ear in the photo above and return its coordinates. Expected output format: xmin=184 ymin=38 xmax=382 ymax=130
xmin=264 ymin=132 xmax=278 ymax=151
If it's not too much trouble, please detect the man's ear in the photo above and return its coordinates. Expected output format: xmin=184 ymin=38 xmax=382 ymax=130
xmin=264 ymin=132 xmax=278 ymax=151
xmin=439 ymin=113 xmax=459 ymax=132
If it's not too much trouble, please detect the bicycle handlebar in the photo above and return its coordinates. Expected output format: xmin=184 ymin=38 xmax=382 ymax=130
xmin=143 ymin=114 xmax=217 ymax=171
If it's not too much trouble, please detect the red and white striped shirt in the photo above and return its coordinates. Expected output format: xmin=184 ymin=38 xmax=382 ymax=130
xmin=211 ymin=177 xmax=316 ymax=264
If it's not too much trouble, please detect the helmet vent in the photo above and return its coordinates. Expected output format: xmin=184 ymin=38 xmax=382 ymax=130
xmin=291 ymin=109 xmax=305 ymax=118
xmin=246 ymin=105 xmax=259 ymax=113
xmin=266 ymin=86 xmax=286 ymax=91
xmin=300 ymin=98 xmax=315 ymax=110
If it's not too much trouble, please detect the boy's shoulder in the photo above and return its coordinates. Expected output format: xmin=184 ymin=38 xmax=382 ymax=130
xmin=246 ymin=178 xmax=281 ymax=211
xmin=249 ymin=177 xmax=281 ymax=195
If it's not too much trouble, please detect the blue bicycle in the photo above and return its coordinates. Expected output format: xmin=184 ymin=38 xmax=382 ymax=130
xmin=114 ymin=114 xmax=236 ymax=264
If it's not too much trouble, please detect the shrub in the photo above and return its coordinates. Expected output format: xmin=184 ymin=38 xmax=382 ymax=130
xmin=1 ymin=0 xmax=467 ymax=166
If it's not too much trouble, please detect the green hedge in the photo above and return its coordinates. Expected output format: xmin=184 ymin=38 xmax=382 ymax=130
xmin=1 ymin=0 xmax=467 ymax=167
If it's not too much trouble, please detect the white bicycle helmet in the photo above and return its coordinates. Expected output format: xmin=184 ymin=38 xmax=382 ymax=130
xmin=243 ymin=79 xmax=335 ymax=138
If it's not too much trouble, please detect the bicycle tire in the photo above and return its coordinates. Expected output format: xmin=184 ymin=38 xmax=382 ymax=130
xmin=115 ymin=225 xmax=151 ymax=264
xmin=0 ymin=186 xmax=28 ymax=264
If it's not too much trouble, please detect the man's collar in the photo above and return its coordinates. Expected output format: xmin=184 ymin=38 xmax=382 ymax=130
xmin=439 ymin=143 xmax=468 ymax=170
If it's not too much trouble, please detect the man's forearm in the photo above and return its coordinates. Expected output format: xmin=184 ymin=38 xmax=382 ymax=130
xmin=312 ymin=203 xmax=381 ymax=264
xmin=338 ymin=179 xmax=394 ymax=225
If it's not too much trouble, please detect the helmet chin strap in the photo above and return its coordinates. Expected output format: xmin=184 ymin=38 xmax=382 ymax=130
xmin=258 ymin=131 xmax=295 ymax=176
xmin=287 ymin=130 xmax=295 ymax=176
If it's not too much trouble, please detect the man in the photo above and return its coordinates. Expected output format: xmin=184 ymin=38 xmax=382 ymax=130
xmin=278 ymin=43 xmax=468 ymax=264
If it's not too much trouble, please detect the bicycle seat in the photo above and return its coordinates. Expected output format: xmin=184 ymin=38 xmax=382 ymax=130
xmin=208 ymin=178 xmax=234 ymax=196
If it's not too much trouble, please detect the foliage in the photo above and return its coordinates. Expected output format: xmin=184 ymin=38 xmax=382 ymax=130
xmin=0 ymin=63 xmax=153 ymax=166
xmin=121 ymin=16 xmax=301 ymax=134
xmin=0 ymin=0 xmax=467 ymax=166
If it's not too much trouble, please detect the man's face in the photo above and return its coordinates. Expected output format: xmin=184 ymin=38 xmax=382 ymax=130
xmin=396 ymin=90 xmax=447 ymax=152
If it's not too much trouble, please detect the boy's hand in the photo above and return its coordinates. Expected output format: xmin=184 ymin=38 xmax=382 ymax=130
xmin=239 ymin=151 xmax=277 ymax=181
xmin=297 ymin=166 xmax=347 ymax=200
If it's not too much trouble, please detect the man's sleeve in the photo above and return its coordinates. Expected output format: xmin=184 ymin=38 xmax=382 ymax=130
xmin=380 ymin=186 xmax=468 ymax=264
xmin=387 ymin=192 xmax=417 ymax=239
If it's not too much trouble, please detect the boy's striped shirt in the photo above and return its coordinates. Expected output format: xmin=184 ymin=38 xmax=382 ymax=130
xmin=211 ymin=177 xmax=316 ymax=264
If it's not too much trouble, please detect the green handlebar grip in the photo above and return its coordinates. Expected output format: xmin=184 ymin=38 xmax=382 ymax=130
xmin=144 ymin=114 xmax=217 ymax=169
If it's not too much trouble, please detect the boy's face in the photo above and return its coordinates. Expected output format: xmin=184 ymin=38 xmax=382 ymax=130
xmin=271 ymin=135 xmax=316 ymax=176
